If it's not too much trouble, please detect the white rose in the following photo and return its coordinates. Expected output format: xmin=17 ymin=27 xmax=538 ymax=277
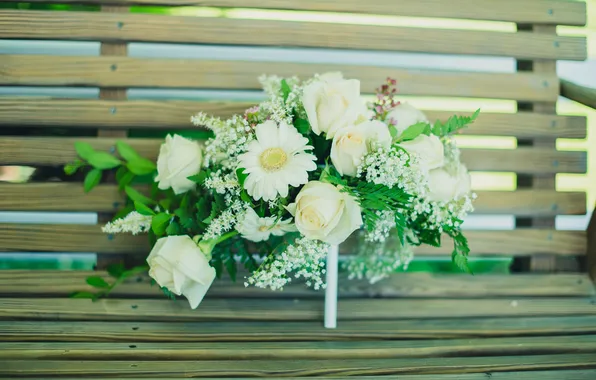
xmin=330 ymin=120 xmax=392 ymax=177
xmin=287 ymin=181 xmax=362 ymax=245
xmin=400 ymin=134 xmax=445 ymax=171
xmin=387 ymin=102 xmax=429 ymax=137
xmin=302 ymin=72 xmax=367 ymax=139
xmin=155 ymin=134 xmax=203 ymax=195
xmin=428 ymin=163 xmax=472 ymax=202
xmin=147 ymin=235 xmax=216 ymax=309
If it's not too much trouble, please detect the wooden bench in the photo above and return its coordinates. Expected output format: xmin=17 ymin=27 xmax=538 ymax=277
xmin=1 ymin=0 xmax=596 ymax=378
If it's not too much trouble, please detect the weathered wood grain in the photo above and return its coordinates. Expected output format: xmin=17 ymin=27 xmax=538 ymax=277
xmin=0 ymin=224 xmax=586 ymax=256
xmin=4 ymin=0 xmax=587 ymax=26
xmin=0 ymin=297 xmax=595 ymax=322
xmin=0 ymin=55 xmax=562 ymax=101
xmin=2 ymin=354 xmax=595 ymax=376
xmin=3 ymin=335 xmax=596 ymax=360
xmin=0 ymin=271 xmax=593 ymax=298
xmin=0 ymin=137 xmax=586 ymax=174
xmin=0 ymin=372 xmax=595 ymax=380
xmin=3 ymin=317 xmax=596 ymax=342
xmin=0 ymin=183 xmax=586 ymax=216
xmin=0 ymin=10 xmax=587 ymax=60
xmin=0 ymin=99 xmax=587 ymax=139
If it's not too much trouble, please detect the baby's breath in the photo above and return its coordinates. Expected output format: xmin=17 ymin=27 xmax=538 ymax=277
xmin=102 ymin=211 xmax=152 ymax=235
xmin=246 ymin=237 xmax=329 ymax=291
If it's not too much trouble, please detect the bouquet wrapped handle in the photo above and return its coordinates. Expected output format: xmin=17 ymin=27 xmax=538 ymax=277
xmin=324 ymin=244 xmax=339 ymax=329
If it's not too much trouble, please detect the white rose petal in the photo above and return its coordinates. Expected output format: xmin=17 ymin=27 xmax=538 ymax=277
xmin=155 ymin=134 xmax=203 ymax=195
xmin=330 ymin=120 xmax=392 ymax=177
xmin=400 ymin=134 xmax=445 ymax=172
xmin=147 ymin=235 xmax=216 ymax=309
xmin=387 ymin=102 xmax=429 ymax=138
xmin=428 ymin=163 xmax=472 ymax=202
xmin=287 ymin=181 xmax=363 ymax=245
xmin=302 ymin=72 xmax=367 ymax=139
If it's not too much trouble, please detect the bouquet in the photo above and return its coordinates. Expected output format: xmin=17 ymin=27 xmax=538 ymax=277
xmin=66 ymin=72 xmax=478 ymax=308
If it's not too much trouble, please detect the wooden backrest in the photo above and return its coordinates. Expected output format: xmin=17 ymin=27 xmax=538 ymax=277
xmin=0 ymin=0 xmax=589 ymax=275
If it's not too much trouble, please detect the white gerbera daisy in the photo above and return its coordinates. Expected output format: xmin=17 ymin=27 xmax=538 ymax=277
xmin=236 ymin=208 xmax=297 ymax=242
xmin=238 ymin=120 xmax=317 ymax=201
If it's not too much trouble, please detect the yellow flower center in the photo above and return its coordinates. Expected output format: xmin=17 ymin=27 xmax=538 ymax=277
xmin=259 ymin=147 xmax=287 ymax=172
xmin=259 ymin=225 xmax=270 ymax=232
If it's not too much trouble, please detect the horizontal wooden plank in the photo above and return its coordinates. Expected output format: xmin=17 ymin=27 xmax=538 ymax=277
xmin=3 ymin=316 xmax=596 ymax=341
xmin=0 ymin=183 xmax=586 ymax=216
xmin=0 ymin=99 xmax=587 ymax=139
xmin=1 ymin=373 xmax=595 ymax=380
xmin=5 ymin=0 xmax=587 ymax=26
xmin=0 ymin=137 xmax=586 ymax=174
xmin=0 ymin=56 xmax=562 ymax=101
xmin=3 ymin=335 xmax=596 ymax=360
xmin=0 ymin=10 xmax=587 ymax=60
xmin=1 ymin=297 xmax=595 ymax=322
xmin=0 ymin=224 xmax=586 ymax=256
xmin=0 ymin=271 xmax=593 ymax=298
xmin=1 ymin=354 xmax=595 ymax=376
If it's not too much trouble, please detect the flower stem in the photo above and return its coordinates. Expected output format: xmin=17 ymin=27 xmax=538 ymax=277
xmin=214 ymin=230 xmax=239 ymax=245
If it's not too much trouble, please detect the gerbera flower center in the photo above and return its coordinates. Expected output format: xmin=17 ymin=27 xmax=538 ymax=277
xmin=259 ymin=147 xmax=288 ymax=172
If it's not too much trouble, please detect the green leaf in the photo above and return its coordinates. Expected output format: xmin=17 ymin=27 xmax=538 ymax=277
xmin=64 ymin=159 xmax=84 ymax=175
xmin=224 ymin=254 xmax=237 ymax=282
xmin=107 ymin=262 xmax=125 ymax=278
xmin=116 ymin=141 xmax=141 ymax=162
xmin=74 ymin=142 xmax=96 ymax=161
xmin=294 ymin=118 xmax=310 ymax=135
xmin=388 ymin=124 xmax=399 ymax=139
xmin=453 ymin=252 xmax=473 ymax=274
xmin=83 ymin=169 xmax=102 ymax=193
xmin=70 ymin=291 xmax=97 ymax=299
xmin=86 ymin=276 xmax=110 ymax=289
xmin=240 ymin=190 xmax=252 ymax=204
xmin=280 ymin=79 xmax=291 ymax=102
xmin=125 ymin=186 xmax=155 ymax=205
xmin=398 ymin=122 xmax=430 ymax=142
xmin=159 ymin=198 xmax=172 ymax=211
xmin=161 ymin=286 xmax=177 ymax=300
xmin=87 ymin=151 xmax=121 ymax=170
xmin=236 ymin=168 xmax=248 ymax=187
xmin=135 ymin=201 xmax=155 ymax=216
xmin=166 ymin=220 xmax=182 ymax=235
xmin=394 ymin=213 xmax=407 ymax=247
xmin=151 ymin=212 xmax=171 ymax=236
xmin=115 ymin=166 xmax=135 ymax=190
xmin=188 ymin=171 xmax=207 ymax=183
xmin=127 ymin=158 xmax=157 ymax=176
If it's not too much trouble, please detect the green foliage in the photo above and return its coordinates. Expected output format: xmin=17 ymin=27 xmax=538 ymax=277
xmin=127 ymin=158 xmax=157 ymax=175
xmin=116 ymin=166 xmax=135 ymax=190
xmin=224 ymin=253 xmax=237 ymax=282
xmin=188 ymin=171 xmax=207 ymax=183
xmin=125 ymin=186 xmax=155 ymax=205
xmin=116 ymin=141 xmax=141 ymax=162
xmin=71 ymin=265 xmax=149 ymax=301
xmin=112 ymin=205 xmax=134 ymax=222
xmin=166 ymin=220 xmax=183 ymax=235
xmin=87 ymin=151 xmax=121 ymax=170
xmin=450 ymin=229 xmax=473 ymax=274
xmin=64 ymin=159 xmax=84 ymax=175
xmin=74 ymin=142 xmax=96 ymax=161
xmin=294 ymin=118 xmax=310 ymax=136
xmin=397 ymin=121 xmax=431 ymax=142
xmin=135 ymin=201 xmax=155 ymax=216
xmin=151 ymin=212 xmax=171 ymax=236
xmin=83 ymin=169 xmax=102 ymax=193
xmin=86 ymin=276 xmax=110 ymax=289
xmin=432 ymin=109 xmax=480 ymax=137
xmin=107 ymin=262 xmax=125 ymax=278
xmin=236 ymin=168 xmax=248 ymax=187
xmin=161 ymin=286 xmax=177 ymax=300
xmin=280 ymin=79 xmax=291 ymax=102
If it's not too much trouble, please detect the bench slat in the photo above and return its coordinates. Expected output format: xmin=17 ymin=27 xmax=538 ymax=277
xmin=7 ymin=0 xmax=588 ymax=26
xmin=3 ymin=317 xmax=596 ymax=341
xmin=0 ymin=55 xmax=562 ymax=101
xmin=0 ymin=298 xmax=595 ymax=322
xmin=0 ymin=224 xmax=586 ymax=256
xmin=0 ymin=183 xmax=586 ymax=216
xmin=0 ymin=272 xmax=593 ymax=298
xmin=1 ymin=354 xmax=595 ymax=376
xmin=0 ymin=99 xmax=587 ymax=139
xmin=2 ymin=335 xmax=596 ymax=360
xmin=0 ymin=137 xmax=586 ymax=174
xmin=0 ymin=11 xmax=587 ymax=61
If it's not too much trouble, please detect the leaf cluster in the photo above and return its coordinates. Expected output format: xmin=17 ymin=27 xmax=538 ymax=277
xmin=71 ymin=263 xmax=149 ymax=301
